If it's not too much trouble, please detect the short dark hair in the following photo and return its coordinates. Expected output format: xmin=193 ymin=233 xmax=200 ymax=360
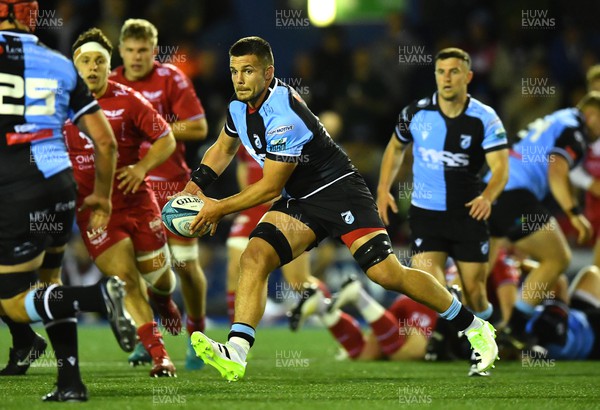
xmin=577 ymin=91 xmax=600 ymax=112
xmin=72 ymin=28 xmax=113 ymax=56
xmin=229 ymin=36 xmax=274 ymax=67
xmin=435 ymin=47 xmax=471 ymax=70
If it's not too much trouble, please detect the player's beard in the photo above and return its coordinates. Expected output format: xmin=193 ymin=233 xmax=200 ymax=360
xmin=236 ymin=87 xmax=265 ymax=105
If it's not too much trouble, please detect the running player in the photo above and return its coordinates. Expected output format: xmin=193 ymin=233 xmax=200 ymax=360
xmin=226 ymin=149 xmax=329 ymax=328
xmin=65 ymin=28 xmax=179 ymax=377
xmin=110 ymin=19 xmax=208 ymax=369
xmin=178 ymin=36 xmax=498 ymax=381
xmin=484 ymin=92 xmax=600 ymax=348
xmin=0 ymin=2 xmax=135 ymax=401
xmin=377 ymin=48 xmax=509 ymax=322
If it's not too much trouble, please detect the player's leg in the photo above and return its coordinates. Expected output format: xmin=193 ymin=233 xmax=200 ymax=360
xmin=94 ymin=239 xmax=175 ymax=377
xmin=136 ymin=245 xmax=180 ymax=335
xmin=164 ymin=236 xmax=207 ymax=371
xmin=331 ymin=277 xmax=403 ymax=357
xmin=410 ymin=251 xmax=447 ymax=286
xmin=0 ymin=244 xmax=66 ymax=376
xmin=132 ymin=202 xmax=181 ymax=335
xmin=569 ymin=265 xmax=600 ymax=309
xmin=191 ymin=209 xmax=318 ymax=381
xmin=455 ymin=261 xmax=492 ymax=318
xmin=506 ymin=219 xmax=570 ymax=343
xmin=226 ymin=238 xmax=245 ymax=323
xmin=168 ymin=236 xmax=206 ymax=335
xmin=347 ymin=230 xmax=498 ymax=371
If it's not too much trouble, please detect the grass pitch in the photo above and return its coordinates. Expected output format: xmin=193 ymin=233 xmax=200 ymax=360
xmin=1 ymin=325 xmax=599 ymax=409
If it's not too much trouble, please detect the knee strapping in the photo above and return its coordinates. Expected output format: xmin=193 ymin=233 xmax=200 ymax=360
xmin=137 ymin=245 xmax=175 ymax=291
xmin=353 ymin=233 xmax=394 ymax=272
xmin=249 ymin=222 xmax=293 ymax=267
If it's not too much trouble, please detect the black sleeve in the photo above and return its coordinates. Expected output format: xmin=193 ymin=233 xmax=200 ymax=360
xmin=394 ymin=104 xmax=415 ymax=144
xmin=69 ymin=71 xmax=100 ymax=123
xmin=224 ymin=107 xmax=238 ymax=138
xmin=550 ymin=126 xmax=587 ymax=169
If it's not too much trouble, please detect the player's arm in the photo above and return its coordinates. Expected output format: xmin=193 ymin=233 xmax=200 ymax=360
xmin=190 ymin=158 xmax=295 ymax=235
xmin=570 ymin=164 xmax=600 ymax=197
xmin=548 ymin=153 xmax=592 ymax=244
xmin=117 ymin=131 xmax=176 ymax=195
xmin=377 ymin=134 xmax=409 ymax=225
xmin=170 ymin=117 xmax=208 ymax=141
xmin=75 ymin=110 xmax=117 ymax=229
xmin=466 ymin=149 xmax=509 ymax=221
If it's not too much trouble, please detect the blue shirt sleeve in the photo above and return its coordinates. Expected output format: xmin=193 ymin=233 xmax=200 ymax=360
xmin=265 ymin=115 xmax=312 ymax=163
xmin=481 ymin=109 xmax=508 ymax=152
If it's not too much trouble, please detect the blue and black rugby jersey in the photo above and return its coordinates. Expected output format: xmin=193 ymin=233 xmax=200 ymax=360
xmin=0 ymin=30 xmax=100 ymax=193
xmin=224 ymin=78 xmax=355 ymax=199
xmin=394 ymin=93 xmax=507 ymax=212
xmin=526 ymin=308 xmax=594 ymax=360
xmin=488 ymin=108 xmax=588 ymax=201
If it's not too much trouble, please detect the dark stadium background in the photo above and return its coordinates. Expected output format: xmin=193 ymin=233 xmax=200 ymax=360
xmin=33 ymin=0 xmax=600 ymax=317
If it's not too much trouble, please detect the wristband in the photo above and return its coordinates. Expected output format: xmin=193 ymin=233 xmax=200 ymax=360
xmin=569 ymin=205 xmax=582 ymax=216
xmin=191 ymin=164 xmax=219 ymax=190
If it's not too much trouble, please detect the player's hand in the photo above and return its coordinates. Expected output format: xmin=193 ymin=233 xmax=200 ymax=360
xmin=168 ymin=180 xmax=201 ymax=200
xmin=189 ymin=190 xmax=222 ymax=236
xmin=465 ymin=195 xmax=492 ymax=221
xmin=589 ymin=179 xmax=600 ymax=197
xmin=116 ymin=164 xmax=146 ymax=195
xmin=79 ymin=193 xmax=112 ymax=230
xmin=570 ymin=214 xmax=593 ymax=245
xmin=376 ymin=190 xmax=398 ymax=226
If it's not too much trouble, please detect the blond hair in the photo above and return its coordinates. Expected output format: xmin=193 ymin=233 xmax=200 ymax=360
xmin=119 ymin=19 xmax=158 ymax=46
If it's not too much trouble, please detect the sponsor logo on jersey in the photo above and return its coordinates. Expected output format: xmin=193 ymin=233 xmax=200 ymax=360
xmin=268 ymin=137 xmax=288 ymax=152
xmin=341 ymin=211 xmax=354 ymax=224
xmin=103 ymin=109 xmax=125 ymax=119
xmin=267 ymin=125 xmax=294 ymax=136
xmin=142 ymin=90 xmax=163 ymax=101
xmin=87 ymin=226 xmax=108 ymax=246
xmin=460 ymin=134 xmax=472 ymax=149
xmin=156 ymin=67 xmax=170 ymax=77
xmin=78 ymin=131 xmax=94 ymax=149
xmin=418 ymin=147 xmax=469 ymax=167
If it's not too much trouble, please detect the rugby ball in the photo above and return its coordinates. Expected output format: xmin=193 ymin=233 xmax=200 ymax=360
xmin=161 ymin=195 xmax=211 ymax=238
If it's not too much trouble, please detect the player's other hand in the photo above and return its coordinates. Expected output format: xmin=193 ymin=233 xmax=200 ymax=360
xmin=189 ymin=190 xmax=222 ymax=236
xmin=465 ymin=195 xmax=491 ymax=221
xmin=376 ymin=190 xmax=398 ymax=226
xmin=570 ymin=214 xmax=593 ymax=245
xmin=79 ymin=193 xmax=112 ymax=230
xmin=168 ymin=180 xmax=202 ymax=200
xmin=116 ymin=164 xmax=146 ymax=195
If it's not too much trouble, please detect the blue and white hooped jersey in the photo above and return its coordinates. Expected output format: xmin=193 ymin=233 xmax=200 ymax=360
xmin=394 ymin=93 xmax=507 ymax=212
xmin=224 ymin=78 xmax=355 ymax=199
xmin=0 ymin=30 xmax=99 ymax=193
xmin=487 ymin=108 xmax=588 ymax=201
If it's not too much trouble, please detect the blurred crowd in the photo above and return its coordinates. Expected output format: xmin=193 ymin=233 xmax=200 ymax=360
xmin=35 ymin=0 xmax=600 ymax=316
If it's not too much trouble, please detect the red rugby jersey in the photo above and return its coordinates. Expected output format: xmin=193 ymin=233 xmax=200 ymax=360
xmin=110 ymin=61 xmax=205 ymax=181
xmin=64 ymin=81 xmax=170 ymax=210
